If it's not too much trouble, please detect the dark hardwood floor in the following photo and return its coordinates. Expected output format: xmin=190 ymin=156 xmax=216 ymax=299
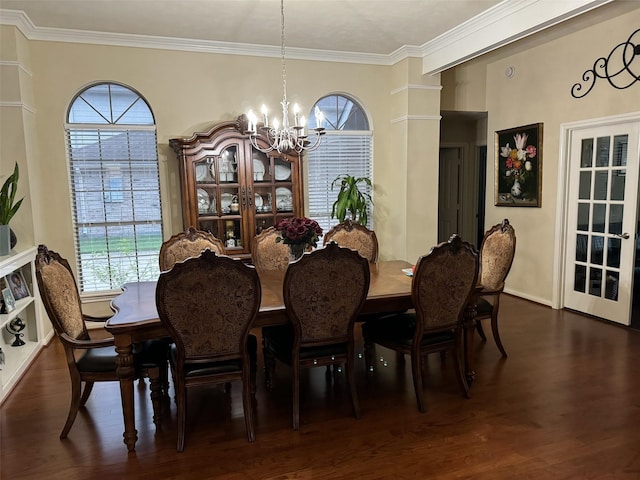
xmin=2 ymin=295 xmax=640 ymax=479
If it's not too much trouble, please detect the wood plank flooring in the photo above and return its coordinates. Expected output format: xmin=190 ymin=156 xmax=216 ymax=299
xmin=2 ymin=295 xmax=640 ymax=479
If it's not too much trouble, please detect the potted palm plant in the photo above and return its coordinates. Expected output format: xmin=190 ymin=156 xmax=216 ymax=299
xmin=330 ymin=174 xmax=372 ymax=225
xmin=0 ymin=163 xmax=23 ymax=255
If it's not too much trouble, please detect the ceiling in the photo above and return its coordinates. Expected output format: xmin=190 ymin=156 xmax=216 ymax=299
xmin=0 ymin=0 xmax=615 ymax=72
xmin=0 ymin=0 xmax=503 ymax=55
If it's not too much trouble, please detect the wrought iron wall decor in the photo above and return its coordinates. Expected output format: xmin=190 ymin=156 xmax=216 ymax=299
xmin=571 ymin=28 xmax=640 ymax=98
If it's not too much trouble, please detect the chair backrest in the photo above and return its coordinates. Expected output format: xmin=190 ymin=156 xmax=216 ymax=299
xmin=251 ymin=226 xmax=290 ymax=271
xmin=283 ymin=242 xmax=370 ymax=346
xmin=156 ymin=249 xmax=261 ymax=363
xmin=479 ymin=219 xmax=516 ymax=291
xmin=323 ymin=219 xmax=379 ymax=263
xmin=159 ymin=226 xmax=225 ymax=271
xmin=412 ymin=234 xmax=479 ymax=335
xmin=35 ymin=245 xmax=89 ymax=342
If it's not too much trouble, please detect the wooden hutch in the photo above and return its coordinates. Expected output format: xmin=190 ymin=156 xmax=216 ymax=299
xmin=169 ymin=115 xmax=304 ymax=259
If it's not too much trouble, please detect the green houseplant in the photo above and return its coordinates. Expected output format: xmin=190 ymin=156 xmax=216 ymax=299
xmin=0 ymin=163 xmax=23 ymax=254
xmin=0 ymin=163 xmax=23 ymax=225
xmin=330 ymin=174 xmax=372 ymax=225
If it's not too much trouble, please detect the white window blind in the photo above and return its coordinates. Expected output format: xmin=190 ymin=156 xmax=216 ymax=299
xmin=65 ymin=83 xmax=163 ymax=294
xmin=307 ymin=131 xmax=373 ymax=235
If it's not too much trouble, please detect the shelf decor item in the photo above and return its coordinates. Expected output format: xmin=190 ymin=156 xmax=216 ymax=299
xmin=6 ymin=317 xmax=26 ymax=347
xmin=0 ymin=162 xmax=24 ymax=255
xmin=274 ymin=217 xmax=323 ymax=261
xmin=1 ymin=287 xmax=15 ymax=313
xmin=495 ymin=123 xmax=543 ymax=207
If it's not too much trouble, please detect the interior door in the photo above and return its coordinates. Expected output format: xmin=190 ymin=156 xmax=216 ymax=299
xmin=438 ymin=147 xmax=461 ymax=243
xmin=563 ymin=122 xmax=640 ymax=325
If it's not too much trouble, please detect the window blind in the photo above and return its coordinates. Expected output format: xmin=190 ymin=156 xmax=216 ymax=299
xmin=306 ymin=131 xmax=373 ymax=235
xmin=65 ymin=125 xmax=163 ymax=293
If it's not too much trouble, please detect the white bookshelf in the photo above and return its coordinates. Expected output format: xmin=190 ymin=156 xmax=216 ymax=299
xmin=0 ymin=246 xmax=52 ymax=403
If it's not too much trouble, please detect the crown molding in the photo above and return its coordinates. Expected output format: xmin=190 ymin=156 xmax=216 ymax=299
xmin=420 ymin=0 xmax=614 ymax=75
xmin=1 ymin=2 xmax=613 ymax=72
xmin=0 ymin=9 xmax=393 ymax=65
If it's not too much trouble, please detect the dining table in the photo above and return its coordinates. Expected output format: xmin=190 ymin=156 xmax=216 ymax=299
xmin=105 ymin=259 xmax=479 ymax=452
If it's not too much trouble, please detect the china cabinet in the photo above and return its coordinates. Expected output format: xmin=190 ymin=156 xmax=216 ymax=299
xmin=170 ymin=115 xmax=304 ymax=259
xmin=0 ymin=247 xmax=51 ymax=403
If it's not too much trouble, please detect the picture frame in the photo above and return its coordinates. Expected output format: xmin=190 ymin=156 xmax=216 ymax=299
xmin=495 ymin=123 xmax=543 ymax=207
xmin=2 ymin=288 xmax=15 ymax=313
xmin=6 ymin=270 xmax=30 ymax=301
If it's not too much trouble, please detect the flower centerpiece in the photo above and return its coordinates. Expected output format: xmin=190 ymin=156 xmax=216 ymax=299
xmin=275 ymin=217 xmax=323 ymax=261
xmin=500 ymin=132 xmax=537 ymax=198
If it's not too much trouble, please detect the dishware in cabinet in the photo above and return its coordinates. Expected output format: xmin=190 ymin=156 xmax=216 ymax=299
xmin=170 ymin=115 xmax=304 ymax=259
xmin=0 ymin=247 xmax=50 ymax=404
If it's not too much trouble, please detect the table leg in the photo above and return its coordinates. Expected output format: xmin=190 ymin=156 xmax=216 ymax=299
xmin=114 ymin=336 xmax=138 ymax=452
xmin=463 ymin=298 xmax=478 ymax=386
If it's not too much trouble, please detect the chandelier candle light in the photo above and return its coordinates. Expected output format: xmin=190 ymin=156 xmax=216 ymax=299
xmin=245 ymin=0 xmax=325 ymax=155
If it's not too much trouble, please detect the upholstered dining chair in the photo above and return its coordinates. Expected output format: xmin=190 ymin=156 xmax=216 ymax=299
xmin=251 ymin=226 xmax=290 ymax=271
xmin=262 ymin=242 xmax=370 ymax=430
xmin=323 ymin=219 xmax=379 ymax=263
xmin=159 ymin=226 xmax=225 ymax=271
xmin=35 ymin=244 xmax=166 ymax=439
xmin=362 ymin=234 xmax=479 ymax=413
xmin=475 ymin=218 xmax=516 ymax=357
xmin=155 ymin=249 xmax=261 ymax=451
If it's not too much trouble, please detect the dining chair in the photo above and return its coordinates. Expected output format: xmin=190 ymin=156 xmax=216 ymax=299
xmin=159 ymin=226 xmax=225 ymax=271
xmin=362 ymin=234 xmax=479 ymax=413
xmin=35 ymin=244 xmax=167 ymax=439
xmin=323 ymin=219 xmax=379 ymax=263
xmin=475 ymin=218 xmax=516 ymax=357
xmin=251 ymin=226 xmax=290 ymax=271
xmin=155 ymin=249 xmax=261 ymax=451
xmin=262 ymin=241 xmax=370 ymax=430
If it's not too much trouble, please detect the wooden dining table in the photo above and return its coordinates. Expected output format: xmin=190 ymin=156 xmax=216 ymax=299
xmin=105 ymin=259 xmax=478 ymax=452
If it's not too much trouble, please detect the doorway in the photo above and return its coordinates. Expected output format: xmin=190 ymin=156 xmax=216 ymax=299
xmin=557 ymin=113 xmax=640 ymax=326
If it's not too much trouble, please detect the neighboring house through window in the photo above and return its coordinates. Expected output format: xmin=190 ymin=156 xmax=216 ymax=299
xmin=306 ymin=94 xmax=373 ymax=235
xmin=65 ymin=82 xmax=163 ymax=293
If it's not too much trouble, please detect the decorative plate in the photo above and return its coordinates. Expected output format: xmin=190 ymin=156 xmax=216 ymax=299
xmin=253 ymin=158 xmax=266 ymax=181
xmin=197 ymin=189 xmax=210 ymax=214
xmin=196 ymin=164 xmax=208 ymax=181
xmin=274 ymin=164 xmax=291 ymax=181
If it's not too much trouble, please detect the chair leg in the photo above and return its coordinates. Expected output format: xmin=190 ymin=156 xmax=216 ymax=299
xmin=242 ymin=371 xmax=256 ymax=442
xmin=176 ymin=382 xmax=186 ymax=452
xmin=476 ymin=320 xmax=487 ymax=342
xmin=491 ymin=313 xmax=507 ymax=357
xmin=79 ymin=381 xmax=94 ymax=407
xmin=263 ymin=339 xmax=276 ymax=390
xmin=363 ymin=340 xmax=374 ymax=374
xmin=410 ymin=352 xmax=426 ymax=413
xmin=61 ymin=375 xmax=83 ymax=439
xmin=346 ymin=356 xmax=360 ymax=419
xmin=292 ymin=360 xmax=300 ymax=430
xmin=148 ymin=367 xmax=163 ymax=430
xmin=453 ymin=339 xmax=470 ymax=399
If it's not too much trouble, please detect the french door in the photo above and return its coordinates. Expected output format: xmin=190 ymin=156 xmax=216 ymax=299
xmin=563 ymin=121 xmax=640 ymax=325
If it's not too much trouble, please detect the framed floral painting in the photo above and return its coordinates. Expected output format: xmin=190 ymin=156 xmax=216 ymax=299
xmin=495 ymin=123 xmax=543 ymax=207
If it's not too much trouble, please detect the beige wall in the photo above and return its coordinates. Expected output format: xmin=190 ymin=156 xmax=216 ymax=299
xmin=1 ymin=1 xmax=638 ymax=311
xmin=443 ymin=3 xmax=640 ymax=304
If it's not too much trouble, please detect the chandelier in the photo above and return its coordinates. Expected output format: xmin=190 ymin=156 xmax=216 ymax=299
xmin=245 ymin=0 xmax=325 ymax=155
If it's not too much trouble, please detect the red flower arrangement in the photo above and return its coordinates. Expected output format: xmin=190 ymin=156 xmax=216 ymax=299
xmin=275 ymin=217 xmax=323 ymax=248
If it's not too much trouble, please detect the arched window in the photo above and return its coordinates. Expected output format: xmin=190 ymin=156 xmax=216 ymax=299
xmin=65 ymin=82 xmax=163 ymax=293
xmin=306 ymin=94 xmax=373 ymax=234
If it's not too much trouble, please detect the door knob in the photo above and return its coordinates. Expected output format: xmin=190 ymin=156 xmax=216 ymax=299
xmin=613 ymin=232 xmax=630 ymax=239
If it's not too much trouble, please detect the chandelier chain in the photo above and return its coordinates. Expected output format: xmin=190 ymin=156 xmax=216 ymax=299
xmin=281 ymin=0 xmax=287 ymax=105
